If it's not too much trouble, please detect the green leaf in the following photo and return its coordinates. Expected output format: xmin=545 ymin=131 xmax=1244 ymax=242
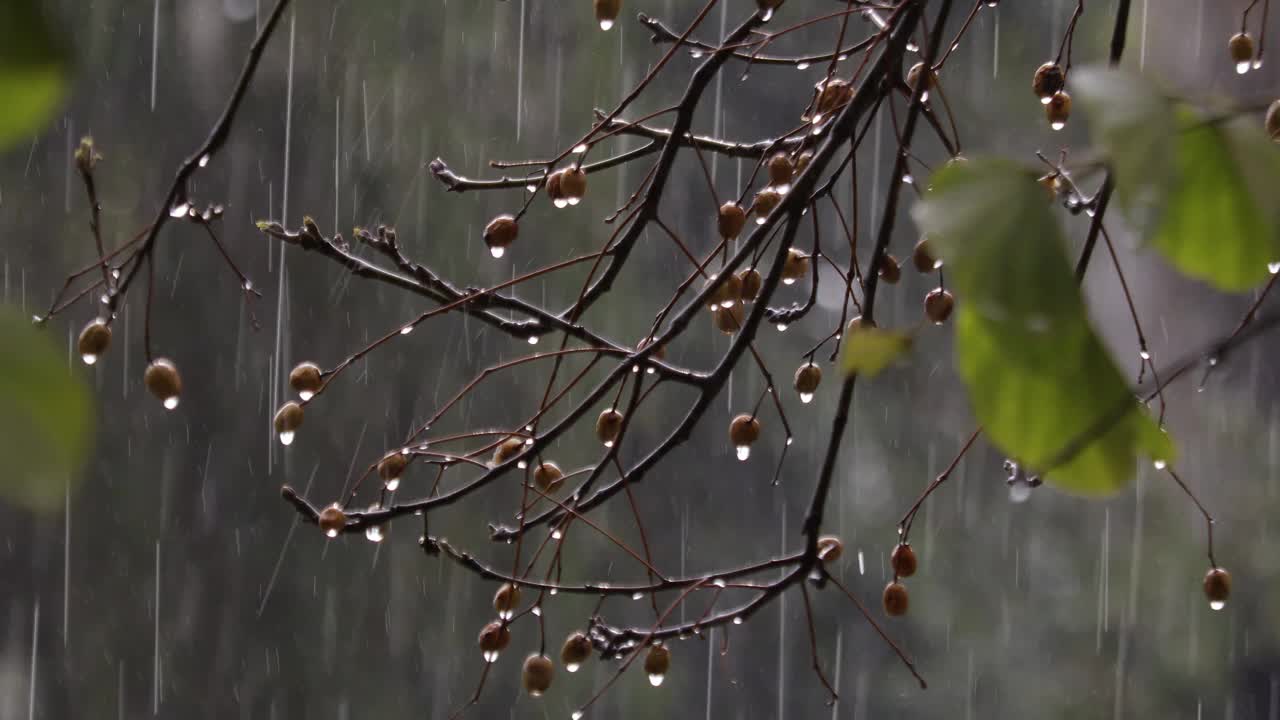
xmin=0 ymin=306 xmax=94 ymax=512
xmin=913 ymin=158 xmax=1172 ymax=496
xmin=0 ymin=2 xmax=67 ymax=151
xmin=840 ymin=324 xmax=913 ymax=378
xmin=1075 ymin=67 xmax=1280 ymax=291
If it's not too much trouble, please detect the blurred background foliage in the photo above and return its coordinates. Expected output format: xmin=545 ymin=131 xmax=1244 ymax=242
xmin=2 ymin=1 xmax=1280 ymax=718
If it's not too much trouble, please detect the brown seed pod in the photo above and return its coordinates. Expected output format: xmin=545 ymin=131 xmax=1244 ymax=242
xmin=1031 ymin=62 xmax=1065 ymax=101
xmin=561 ymin=631 xmax=593 ymax=669
xmin=493 ymin=583 xmax=521 ymax=617
xmin=878 ymin=254 xmax=901 ymax=284
xmin=596 ymin=408 xmax=625 ymax=446
xmin=317 ymin=504 xmax=346 ymax=537
xmin=594 ymin=0 xmax=622 ymax=30
xmin=144 ymin=358 xmax=182 ymax=409
xmin=533 ymin=461 xmax=564 ymax=493
xmin=782 ymin=248 xmax=810 ymax=284
xmin=274 ymin=401 xmax=305 ymax=434
xmin=478 ymin=621 xmax=512 ymax=657
xmin=912 ymin=236 xmax=939 ymax=273
xmin=738 ymin=268 xmax=763 ymax=302
xmin=882 ymin=581 xmax=910 ymax=616
xmin=378 ymin=452 xmax=408 ymax=482
xmin=522 ymin=654 xmax=555 ymax=696
xmin=1203 ymin=567 xmax=1231 ymax=608
xmin=704 ymin=272 xmax=743 ymax=310
xmin=795 ymin=150 xmax=814 ymax=173
xmin=643 ymin=644 xmax=671 ymax=679
xmin=924 ymin=288 xmax=955 ymax=324
xmin=78 ymin=318 xmax=111 ymax=362
xmin=794 ymin=363 xmax=822 ymax=398
xmin=560 ymin=167 xmax=588 ymax=200
xmin=484 ymin=214 xmax=519 ymax=257
xmin=1230 ymin=32 xmax=1256 ymax=64
xmin=289 ymin=361 xmax=323 ymax=399
xmin=891 ymin=543 xmax=918 ymax=578
xmin=1046 ymin=91 xmax=1072 ymax=130
xmin=817 ymin=535 xmax=843 ymax=562
xmin=492 ymin=437 xmax=527 ymax=466
xmin=906 ymin=62 xmax=937 ymax=94
xmin=1267 ymin=100 xmax=1280 ymax=141
xmin=718 ymin=202 xmax=748 ymax=240
xmin=729 ymin=414 xmax=762 ymax=447
xmin=768 ymin=152 xmax=795 ymax=187
xmin=753 ymin=187 xmax=782 ymax=219
xmin=713 ymin=303 xmax=745 ymax=335
xmin=815 ymin=79 xmax=853 ymax=118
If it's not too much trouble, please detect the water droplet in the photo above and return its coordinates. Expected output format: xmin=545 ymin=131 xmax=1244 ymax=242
xmin=279 ymin=430 xmax=295 ymax=446
xmin=1139 ymin=350 xmax=1151 ymax=361
xmin=198 ymin=154 xmax=210 ymax=168
xmin=603 ymin=440 xmax=614 ymax=448
xmin=490 ymin=246 xmax=506 ymax=259
xmin=648 ymin=673 xmax=666 ymax=687
xmin=163 ymin=396 xmax=180 ymax=411
xmin=553 ymin=198 xmax=569 ymax=209
xmin=82 ymin=353 xmax=98 ymax=366
xmin=646 ymin=367 xmax=655 ymax=375
xmin=528 ymin=335 xmax=540 ymax=345
xmin=1008 ymin=480 xmax=1032 ymax=503
xmin=711 ymin=578 xmax=726 ymax=588
xmin=1268 ymin=261 xmax=1280 ymax=274
xmin=571 ymin=711 xmax=584 ymax=720
xmin=567 ymin=197 xmax=581 ymax=206
xmin=1153 ymin=459 xmax=1167 ymax=470
xmin=1210 ymin=600 xmax=1226 ymax=611
xmin=498 ymin=609 xmax=513 ymax=620
xmin=598 ymin=19 xmax=614 ymax=31
xmin=782 ymin=278 xmax=796 ymax=285
xmin=776 ymin=323 xmax=788 ymax=332
xmin=526 ymin=184 xmax=538 ymax=193
xmin=857 ymin=550 xmax=865 ymax=575
xmin=1208 ymin=356 xmax=1219 ymax=367
xmin=719 ymin=298 xmax=736 ymax=309
xmin=837 ymin=53 xmax=849 ymax=62
xmin=755 ymin=216 xmax=767 ymax=225
xmin=796 ymin=61 xmax=810 ymax=70
xmin=384 ymin=478 xmax=400 ymax=492
xmin=785 ymin=437 xmax=793 ymax=446
xmin=736 ymin=445 xmax=751 ymax=461
xmin=566 ymin=662 xmax=581 ymax=673
xmin=298 ymin=390 xmax=314 ymax=401
xmin=1236 ymin=61 xmax=1251 ymax=75
xmin=517 ymin=460 xmax=528 ymax=469
xmin=111 ymin=268 xmax=120 ymax=279
xmin=552 ymin=529 xmax=563 ymax=540
xmin=902 ymin=173 xmax=914 ymax=185
xmin=483 ymin=650 xmax=500 ymax=663
xmin=732 ymin=616 xmax=743 ymax=625
xmin=906 ymin=41 xmax=919 ymax=52
xmin=365 ymin=525 xmax=383 ymax=543
xmin=400 ymin=325 xmax=414 ymax=335
xmin=1051 ymin=121 xmax=1066 ymax=131
xmin=169 ymin=202 xmax=191 ymax=218
xmin=632 ymin=592 xmax=644 ymax=600
xmin=532 ymin=605 xmax=542 ymax=616
xmin=691 ymin=50 xmax=705 ymax=59
xmin=549 ymin=588 xmax=558 ymax=596
xmin=800 ymin=392 xmax=813 ymax=404
xmin=760 ymin=8 xmax=774 ymax=21
xmin=919 ymin=91 xmax=929 ymax=103
xmin=1040 ymin=96 xmax=1053 ymax=105
xmin=325 ymin=528 xmax=339 ymax=538
xmin=100 ymin=293 xmax=109 ymax=305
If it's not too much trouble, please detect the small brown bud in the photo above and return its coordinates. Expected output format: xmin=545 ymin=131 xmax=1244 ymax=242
xmin=817 ymin=535 xmax=843 ymax=563
xmin=273 ymin=401 xmax=305 ymax=437
xmin=560 ymin=167 xmax=588 ymax=200
xmin=738 ymin=268 xmax=763 ymax=301
xmin=1230 ymin=32 xmax=1256 ymax=65
xmin=729 ymin=414 xmax=761 ymax=448
xmin=533 ymin=461 xmax=564 ymax=493
xmin=1203 ymin=567 xmax=1231 ymax=609
xmin=782 ymin=248 xmax=810 ymax=284
xmin=882 ymin=581 xmax=910 ymax=616
xmin=906 ymin=62 xmax=937 ymax=95
xmin=594 ymin=0 xmax=622 ymax=30
xmin=718 ymin=202 xmax=748 ymax=239
xmin=878 ymin=254 xmax=901 ymax=284
xmin=596 ymin=408 xmax=625 ymax=447
xmin=545 ymin=169 xmax=566 ymax=206
xmin=1046 ymin=91 xmax=1072 ymax=130
xmin=753 ymin=187 xmax=782 ymax=219
xmin=492 ymin=437 xmax=527 ymax=466
xmin=317 ymin=504 xmax=346 ymax=537
xmin=1031 ymin=62 xmax=1065 ymax=100
xmin=704 ymin=272 xmax=743 ymax=310
xmin=794 ymin=363 xmax=822 ymax=399
xmin=712 ymin=303 xmax=745 ymax=335
xmin=378 ymin=452 xmax=408 ymax=483
xmin=912 ymin=236 xmax=939 ymax=273
xmin=289 ymin=361 xmax=323 ymax=399
xmin=815 ymin=79 xmax=853 ymax=118
xmin=643 ymin=644 xmax=671 ymax=683
xmin=891 ymin=543 xmax=918 ymax=578
xmin=484 ymin=214 xmax=519 ymax=258
xmin=522 ymin=654 xmax=555 ymax=696
xmin=478 ymin=621 xmax=512 ymax=659
xmin=493 ymin=583 xmax=521 ymax=618
xmin=795 ymin=150 xmax=814 ymax=173
xmin=924 ymin=288 xmax=955 ymax=324
xmin=78 ymin=318 xmax=111 ymax=363
xmin=561 ymin=631 xmax=593 ymax=670
xmin=144 ymin=358 xmax=182 ymax=409
xmin=768 ymin=152 xmax=795 ymax=187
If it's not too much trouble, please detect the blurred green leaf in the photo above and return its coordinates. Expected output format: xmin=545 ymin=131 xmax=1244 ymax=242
xmin=0 ymin=306 xmax=93 ymax=512
xmin=840 ymin=325 xmax=913 ymax=378
xmin=913 ymin=158 xmax=1172 ymax=496
xmin=0 ymin=1 xmax=67 ymax=151
xmin=1075 ymin=67 xmax=1280 ymax=291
